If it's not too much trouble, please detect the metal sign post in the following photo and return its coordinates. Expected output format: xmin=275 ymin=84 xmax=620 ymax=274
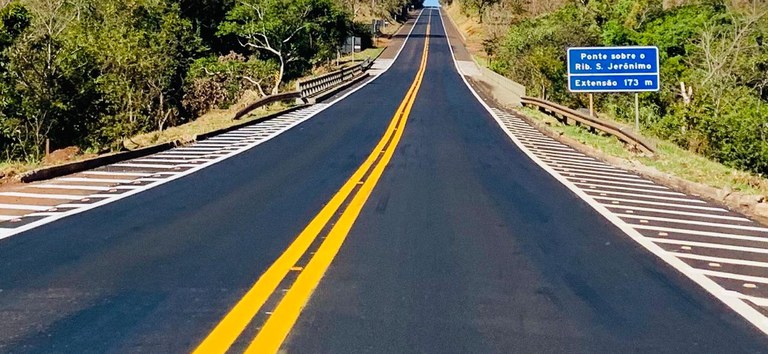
xmin=635 ymin=93 xmax=640 ymax=131
xmin=567 ymin=46 xmax=660 ymax=131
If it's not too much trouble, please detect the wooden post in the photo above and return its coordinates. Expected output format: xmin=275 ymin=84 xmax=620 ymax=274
xmin=635 ymin=93 xmax=640 ymax=131
xmin=589 ymin=93 xmax=594 ymax=118
xmin=45 ymin=138 xmax=50 ymax=157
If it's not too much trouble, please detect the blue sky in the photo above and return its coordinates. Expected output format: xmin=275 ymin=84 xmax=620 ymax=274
xmin=424 ymin=0 xmax=440 ymax=7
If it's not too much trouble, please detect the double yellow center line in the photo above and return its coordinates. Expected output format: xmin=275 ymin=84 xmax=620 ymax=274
xmin=193 ymin=19 xmax=431 ymax=354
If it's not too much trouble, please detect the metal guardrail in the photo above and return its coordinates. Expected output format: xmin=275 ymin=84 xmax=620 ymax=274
xmin=521 ymin=96 xmax=656 ymax=155
xmin=233 ymin=91 xmax=301 ymax=120
xmin=297 ymin=58 xmax=372 ymax=99
xmin=234 ymin=57 xmax=374 ymax=120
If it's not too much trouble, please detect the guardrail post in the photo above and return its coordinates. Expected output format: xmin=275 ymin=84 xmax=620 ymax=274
xmin=295 ymin=81 xmax=304 ymax=104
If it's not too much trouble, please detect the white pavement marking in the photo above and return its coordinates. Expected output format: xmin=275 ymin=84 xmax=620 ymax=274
xmin=635 ymin=225 xmax=768 ymax=244
xmin=531 ymin=147 xmax=580 ymax=154
xmin=557 ymin=169 xmax=644 ymax=181
xmin=58 ymin=177 xmax=133 ymax=184
xmin=673 ymin=252 xmax=768 ymax=268
xmin=0 ymin=204 xmax=51 ymax=211
xmin=593 ymin=196 xmax=726 ymax=212
xmin=172 ymin=147 xmax=222 ymax=151
xmin=137 ymin=159 xmax=204 ymax=164
xmin=0 ymin=192 xmax=84 ymax=200
xmin=586 ymin=189 xmax=705 ymax=203
xmin=0 ymin=215 xmax=18 ymax=221
xmin=519 ymin=139 xmax=563 ymax=147
xmin=57 ymin=203 xmax=110 ymax=208
xmin=26 ymin=212 xmax=61 ymax=216
xmin=529 ymin=146 xmax=582 ymax=154
xmin=81 ymin=171 xmax=152 ymax=177
xmin=569 ymin=177 xmax=666 ymax=189
xmin=728 ymin=291 xmax=768 ymax=307
xmin=193 ymin=142 xmax=235 ymax=146
xmin=514 ymin=133 xmax=554 ymax=140
xmin=534 ymin=152 xmax=597 ymax=162
xmin=156 ymin=151 xmax=211 ymax=156
xmin=648 ymin=238 xmax=768 ymax=254
xmin=727 ymin=291 xmax=768 ymax=306
xmin=575 ymin=183 xmax=685 ymax=196
xmin=148 ymin=155 xmax=209 ymax=160
xmin=700 ymin=270 xmax=768 ymax=285
xmin=544 ymin=160 xmax=620 ymax=172
xmin=30 ymin=184 xmax=111 ymax=191
xmin=204 ymin=139 xmax=244 ymax=142
xmin=623 ymin=214 xmax=768 ymax=233
xmin=113 ymin=163 xmax=178 ymax=169
xmin=527 ymin=142 xmax=569 ymax=149
xmin=217 ymin=133 xmax=256 ymax=137
xmin=562 ymin=172 xmax=648 ymax=183
xmin=515 ymin=131 xmax=551 ymax=138
xmin=607 ymin=205 xmax=749 ymax=222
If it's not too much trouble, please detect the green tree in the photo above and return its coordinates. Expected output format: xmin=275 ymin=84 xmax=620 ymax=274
xmin=2 ymin=0 xmax=103 ymax=158
xmin=462 ymin=0 xmax=499 ymax=23
xmin=183 ymin=52 xmax=278 ymax=117
xmin=174 ymin=0 xmax=235 ymax=53
xmin=219 ymin=0 xmax=350 ymax=94
xmin=79 ymin=0 xmax=202 ymax=146
xmin=0 ymin=1 xmax=30 ymax=159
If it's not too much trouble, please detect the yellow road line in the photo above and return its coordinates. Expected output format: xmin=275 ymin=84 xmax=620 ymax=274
xmin=244 ymin=22 xmax=432 ymax=354
xmin=192 ymin=20 xmax=432 ymax=354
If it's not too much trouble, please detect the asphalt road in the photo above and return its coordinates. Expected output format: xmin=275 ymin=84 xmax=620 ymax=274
xmin=0 ymin=8 xmax=767 ymax=354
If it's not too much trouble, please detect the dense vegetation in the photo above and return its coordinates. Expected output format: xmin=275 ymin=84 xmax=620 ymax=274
xmin=454 ymin=0 xmax=768 ymax=176
xmin=0 ymin=0 xmax=422 ymax=162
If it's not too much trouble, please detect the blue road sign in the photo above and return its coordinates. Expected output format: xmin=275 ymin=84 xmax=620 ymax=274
xmin=567 ymin=46 xmax=660 ymax=93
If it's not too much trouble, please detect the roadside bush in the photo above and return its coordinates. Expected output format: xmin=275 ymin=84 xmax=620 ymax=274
xmin=183 ymin=53 xmax=278 ymax=118
xmin=493 ymin=0 xmax=768 ymax=175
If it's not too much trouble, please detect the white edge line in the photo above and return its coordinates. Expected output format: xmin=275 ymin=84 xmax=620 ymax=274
xmin=438 ymin=7 xmax=768 ymax=336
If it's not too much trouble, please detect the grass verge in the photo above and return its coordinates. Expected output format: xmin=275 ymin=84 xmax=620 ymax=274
xmin=0 ymin=161 xmax=38 ymax=180
xmin=125 ymin=100 xmax=291 ymax=149
xmin=519 ymin=106 xmax=768 ymax=197
xmin=334 ymin=47 xmax=385 ymax=67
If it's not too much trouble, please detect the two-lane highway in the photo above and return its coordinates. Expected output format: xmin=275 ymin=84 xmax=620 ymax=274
xmin=1 ymin=8 xmax=767 ymax=354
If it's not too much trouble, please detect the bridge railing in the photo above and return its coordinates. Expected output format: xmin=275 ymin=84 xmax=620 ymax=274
xmin=233 ymin=91 xmax=302 ymax=120
xmin=234 ymin=58 xmax=373 ymax=120
xmin=297 ymin=57 xmax=372 ymax=99
xmin=520 ymin=96 xmax=656 ymax=155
